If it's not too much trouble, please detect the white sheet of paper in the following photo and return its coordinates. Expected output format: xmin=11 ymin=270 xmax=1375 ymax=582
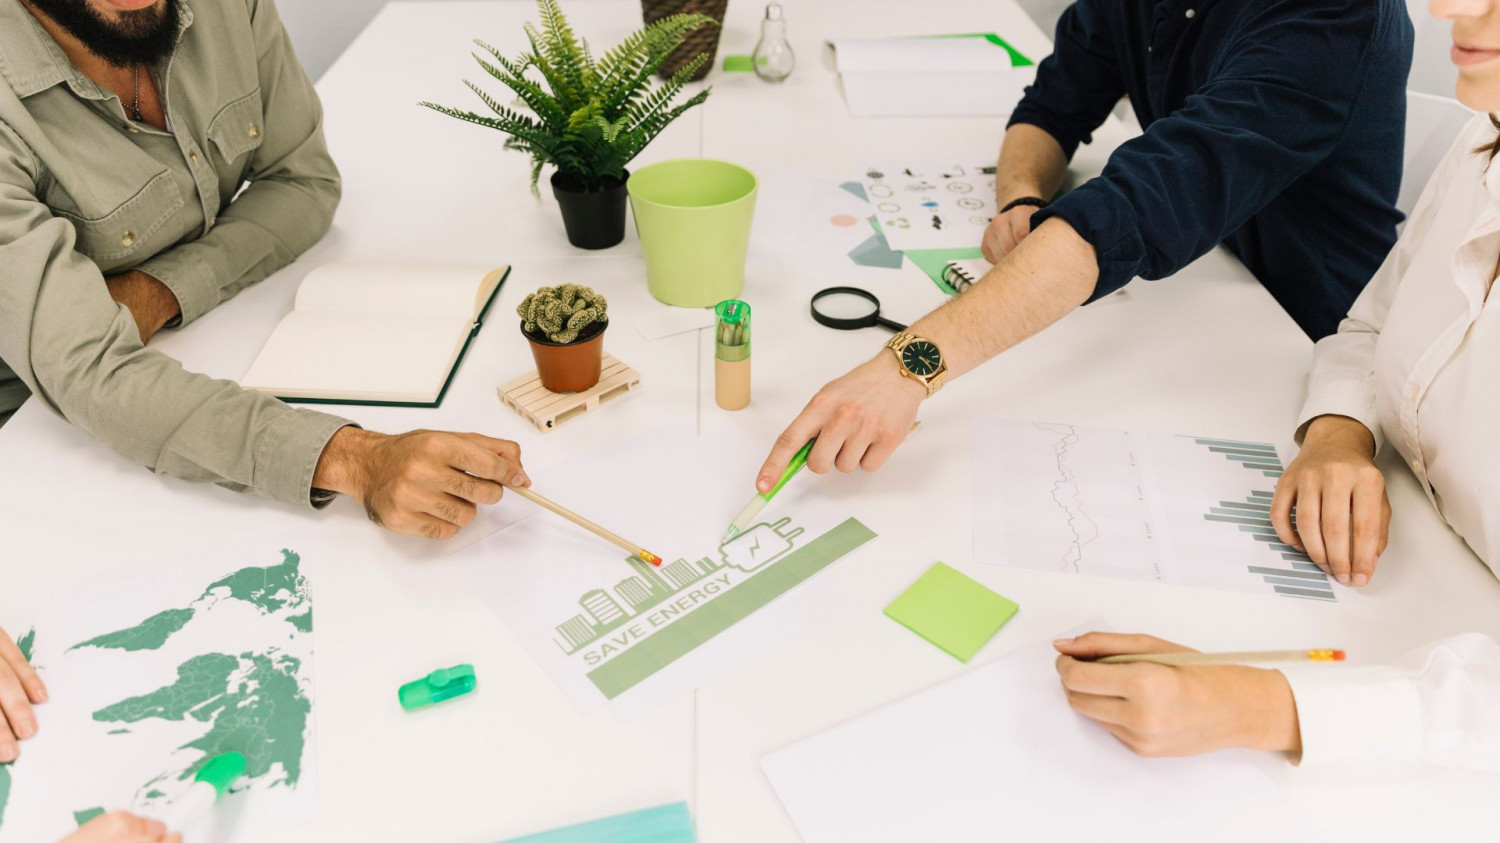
xmin=558 ymin=258 xmax=716 ymax=341
xmin=839 ymin=70 xmax=1028 ymax=118
xmin=762 ymin=624 xmax=1319 ymax=843
xmin=973 ymin=419 xmax=1341 ymax=601
xmin=862 ymin=163 xmax=998 ymax=251
xmin=1 ymin=540 xmax=320 ymax=843
xmin=455 ymin=433 xmax=877 ymax=715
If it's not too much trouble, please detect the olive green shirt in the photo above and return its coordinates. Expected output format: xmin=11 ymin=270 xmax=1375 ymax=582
xmin=0 ymin=0 xmax=353 ymax=508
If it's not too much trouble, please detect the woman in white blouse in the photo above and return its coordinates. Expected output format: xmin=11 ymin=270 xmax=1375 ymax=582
xmin=1053 ymin=0 xmax=1500 ymax=770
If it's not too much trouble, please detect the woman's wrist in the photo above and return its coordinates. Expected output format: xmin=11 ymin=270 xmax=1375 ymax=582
xmin=1236 ymin=668 xmax=1303 ymax=753
xmin=1305 ymin=414 xmax=1376 ymax=456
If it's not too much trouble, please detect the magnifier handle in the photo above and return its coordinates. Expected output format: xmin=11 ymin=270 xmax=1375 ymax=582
xmin=876 ymin=316 xmax=908 ymax=332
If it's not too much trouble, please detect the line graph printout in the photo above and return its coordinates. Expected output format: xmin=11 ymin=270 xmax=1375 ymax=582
xmin=974 ymin=420 xmax=1338 ymax=602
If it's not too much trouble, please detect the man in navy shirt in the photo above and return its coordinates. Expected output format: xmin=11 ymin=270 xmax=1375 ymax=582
xmin=753 ymin=0 xmax=1413 ymax=494
xmin=990 ymin=0 xmax=1412 ymax=340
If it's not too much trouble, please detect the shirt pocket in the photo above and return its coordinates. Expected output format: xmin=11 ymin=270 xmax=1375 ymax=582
xmin=53 ymin=170 xmax=185 ymax=265
xmin=206 ymin=90 xmax=266 ymax=166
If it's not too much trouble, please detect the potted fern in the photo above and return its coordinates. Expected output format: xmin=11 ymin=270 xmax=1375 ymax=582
xmin=420 ymin=0 xmax=714 ymax=250
xmin=519 ymin=284 xmax=609 ymax=392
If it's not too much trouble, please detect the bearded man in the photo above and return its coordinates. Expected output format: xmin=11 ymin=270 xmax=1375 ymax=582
xmin=0 ymin=0 xmax=530 ymax=536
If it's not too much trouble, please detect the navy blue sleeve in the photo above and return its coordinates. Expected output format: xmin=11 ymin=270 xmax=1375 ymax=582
xmin=1032 ymin=0 xmax=1391 ymax=301
xmin=1006 ymin=0 xmax=1125 ymax=160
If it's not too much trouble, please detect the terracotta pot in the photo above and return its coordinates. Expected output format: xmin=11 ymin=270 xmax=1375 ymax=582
xmin=525 ymin=320 xmax=607 ymax=392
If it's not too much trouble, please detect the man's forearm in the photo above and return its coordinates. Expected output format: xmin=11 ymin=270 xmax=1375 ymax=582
xmin=911 ymin=217 xmax=1098 ymax=377
xmin=995 ymin=123 xmax=1069 ymax=206
xmin=105 ymin=270 xmax=181 ymax=343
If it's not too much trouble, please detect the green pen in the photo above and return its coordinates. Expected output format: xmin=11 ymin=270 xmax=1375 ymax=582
xmin=722 ymin=439 xmax=815 ymax=543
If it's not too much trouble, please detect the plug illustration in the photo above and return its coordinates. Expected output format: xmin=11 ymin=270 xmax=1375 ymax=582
xmin=719 ymin=517 xmax=805 ymax=572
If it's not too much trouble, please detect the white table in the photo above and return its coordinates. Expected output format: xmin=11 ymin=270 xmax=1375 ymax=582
xmin=2 ymin=1 xmax=1496 ymax=840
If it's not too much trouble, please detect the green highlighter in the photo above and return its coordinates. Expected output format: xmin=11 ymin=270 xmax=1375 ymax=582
xmin=399 ymin=664 xmax=477 ymax=711
xmin=722 ymin=439 xmax=814 ymax=543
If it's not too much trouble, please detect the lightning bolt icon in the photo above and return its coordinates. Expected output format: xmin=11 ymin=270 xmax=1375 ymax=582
xmin=748 ymin=534 xmax=762 ymax=558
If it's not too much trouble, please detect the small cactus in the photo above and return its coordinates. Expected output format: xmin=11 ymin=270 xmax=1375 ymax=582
xmin=518 ymin=283 xmax=609 ymax=344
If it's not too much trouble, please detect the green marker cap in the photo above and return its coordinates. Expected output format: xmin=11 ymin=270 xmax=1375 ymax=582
xmin=722 ymin=54 xmax=757 ymax=72
xmin=194 ymin=752 xmax=247 ymax=799
xmin=399 ymin=664 xmax=477 ymax=711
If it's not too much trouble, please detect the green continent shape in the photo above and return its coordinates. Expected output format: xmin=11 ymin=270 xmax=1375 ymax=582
xmin=68 ymin=608 xmax=195 ymax=653
xmin=0 ymin=764 xmax=10 ymax=830
xmin=202 ymin=549 xmax=309 ymax=621
xmin=286 ymin=610 xmax=312 ymax=633
xmin=92 ymin=651 xmax=310 ymax=789
xmin=15 ymin=628 xmax=34 ymax=662
xmin=73 ymin=807 xmax=105 ymax=826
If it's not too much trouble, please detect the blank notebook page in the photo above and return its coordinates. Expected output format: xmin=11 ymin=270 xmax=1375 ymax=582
xmin=241 ymin=311 xmax=470 ymax=402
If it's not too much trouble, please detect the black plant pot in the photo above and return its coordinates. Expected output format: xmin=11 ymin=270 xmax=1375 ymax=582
xmin=551 ymin=170 xmax=629 ymax=250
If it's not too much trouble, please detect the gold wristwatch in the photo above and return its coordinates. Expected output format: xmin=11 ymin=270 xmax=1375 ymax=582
xmin=885 ymin=331 xmax=947 ymax=396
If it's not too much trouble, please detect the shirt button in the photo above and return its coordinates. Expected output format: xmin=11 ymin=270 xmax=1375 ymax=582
xmin=127 ymin=126 xmax=140 ymax=134
xmin=1185 ymin=8 xmax=1196 ymax=18
xmin=248 ymin=124 xmax=261 ymax=139
xmin=121 ymin=232 xmax=136 ymax=248
xmin=189 ymin=150 xmax=200 ymax=165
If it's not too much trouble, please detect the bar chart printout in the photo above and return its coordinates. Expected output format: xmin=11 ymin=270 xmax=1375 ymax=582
xmin=972 ymin=420 xmax=1337 ymax=602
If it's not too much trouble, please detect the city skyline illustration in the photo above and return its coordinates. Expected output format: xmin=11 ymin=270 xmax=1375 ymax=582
xmin=553 ymin=518 xmax=804 ymax=654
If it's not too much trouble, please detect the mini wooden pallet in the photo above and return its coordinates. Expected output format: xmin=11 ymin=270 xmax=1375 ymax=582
xmin=497 ymin=354 xmax=641 ymax=432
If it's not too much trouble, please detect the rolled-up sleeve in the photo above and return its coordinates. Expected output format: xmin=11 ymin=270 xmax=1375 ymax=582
xmin=135 ymin=0 xmax=340 ymax=325
xmin=1030 ymin=1 xmax=1383 ymax=302
xmin=1282 ymin=633 xmax=1500 ymax=771
xmin=1006 ymin=0 xmax=1124 ymax=161
xmin=0 ymin=125 xmax=350 ymax=508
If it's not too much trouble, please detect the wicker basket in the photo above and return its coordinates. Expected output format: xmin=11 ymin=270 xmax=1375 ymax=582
xmin=642 ymin=0 xmax=728 ymax=81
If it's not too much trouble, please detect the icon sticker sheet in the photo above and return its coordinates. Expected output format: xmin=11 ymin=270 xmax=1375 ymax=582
xmin=860 ymin=164 xmax=998 ymax=251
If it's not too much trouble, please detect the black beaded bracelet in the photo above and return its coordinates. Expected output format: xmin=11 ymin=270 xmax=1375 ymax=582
xmin=999 ymin=196 xmax=1049 ymax=214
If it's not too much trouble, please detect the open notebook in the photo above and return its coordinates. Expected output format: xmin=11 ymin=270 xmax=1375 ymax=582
xmin=240 ymin=262 xmax=509 ymax=407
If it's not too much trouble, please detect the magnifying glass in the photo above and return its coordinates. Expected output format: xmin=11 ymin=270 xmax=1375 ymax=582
xmin=809 ymin=287 xmax=909 ymax=332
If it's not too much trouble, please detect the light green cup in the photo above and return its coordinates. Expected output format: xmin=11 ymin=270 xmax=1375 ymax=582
xmin=627 ymin=158 xmax=758 ymax=307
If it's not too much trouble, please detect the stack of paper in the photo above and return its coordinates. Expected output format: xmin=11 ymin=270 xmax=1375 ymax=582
xmin=828 ymin=34 xmax=1034 ymax=118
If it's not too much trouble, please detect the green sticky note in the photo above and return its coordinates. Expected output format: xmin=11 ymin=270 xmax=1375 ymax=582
xmin=722 ymin=54 xmax=756 ymax=72
xmin=884 ymin=563 xmax=1018 ymax=662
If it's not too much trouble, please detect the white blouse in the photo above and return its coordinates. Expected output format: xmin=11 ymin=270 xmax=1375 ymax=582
xmin=1282 ymin=113 xmax=1500 ymax=770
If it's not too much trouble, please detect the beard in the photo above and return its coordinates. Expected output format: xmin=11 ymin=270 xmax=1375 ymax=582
xmin=26 ymin=0 xmax=181 ymax=68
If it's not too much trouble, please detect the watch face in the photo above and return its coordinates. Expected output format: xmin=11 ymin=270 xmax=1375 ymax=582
xmin=901 ymin=340 xmax=942 ymax=377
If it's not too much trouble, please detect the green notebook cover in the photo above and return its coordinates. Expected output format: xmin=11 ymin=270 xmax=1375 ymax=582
xmin=278 ymin=265 xmax=511 ymax=410
xmin=906 ymin=247 xmax=985 ymax=295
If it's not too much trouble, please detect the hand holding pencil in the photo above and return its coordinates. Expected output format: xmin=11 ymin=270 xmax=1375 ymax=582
xmin=1053 ymin=632 xmax=1308 ymax=758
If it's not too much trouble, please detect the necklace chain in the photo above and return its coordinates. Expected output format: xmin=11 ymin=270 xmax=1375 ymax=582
xmin=130 ymin=65 xmax=143 ymax=123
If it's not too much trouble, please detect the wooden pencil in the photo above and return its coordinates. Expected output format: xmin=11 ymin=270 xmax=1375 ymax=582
xmin=1098 ymin=649 xmax=1345 ymax=666
xmin=506 ymin=485 xmax=663 ymax=566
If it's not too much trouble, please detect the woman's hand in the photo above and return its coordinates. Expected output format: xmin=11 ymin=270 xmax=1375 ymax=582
xmin=61 ymin=812 xmax=179 ymax=843
xmin=1054 ymin=632 xmax=1301 ymax=757
xmin=0 ymin=626 xmax=45 ymax=762
xmin=1271 ymin=415 xmax=1390 ymax=586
